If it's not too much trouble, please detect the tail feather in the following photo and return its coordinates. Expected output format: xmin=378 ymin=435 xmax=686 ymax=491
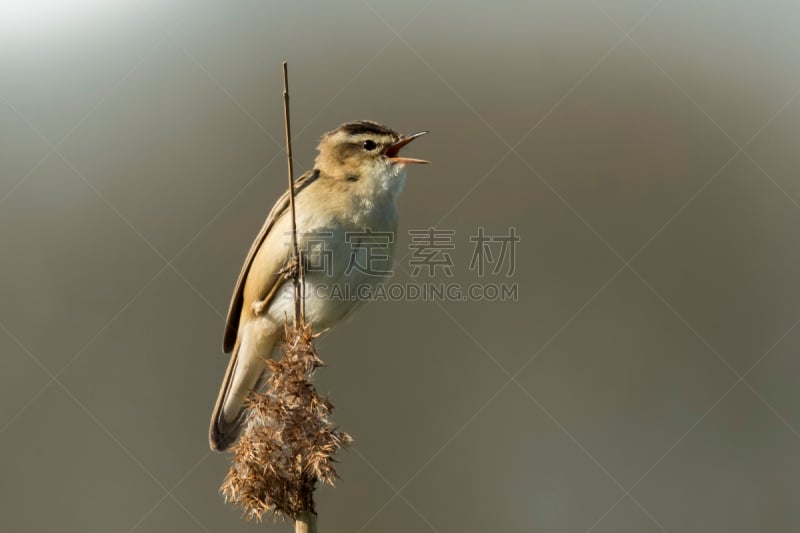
xmin=209 ymin=332 xmax=275 ymax=451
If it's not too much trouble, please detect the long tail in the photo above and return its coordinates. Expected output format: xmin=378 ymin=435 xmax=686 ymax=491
xmin=209 ymin=329 xmax=276 ymax=451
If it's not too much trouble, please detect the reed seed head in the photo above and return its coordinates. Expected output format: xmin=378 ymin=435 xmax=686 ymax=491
xmin=221 ymin=324 xmax=352 ymax=522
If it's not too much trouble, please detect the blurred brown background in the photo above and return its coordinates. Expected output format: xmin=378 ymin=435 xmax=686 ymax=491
xmin=2 ymin=0 xmax=800 ymax=531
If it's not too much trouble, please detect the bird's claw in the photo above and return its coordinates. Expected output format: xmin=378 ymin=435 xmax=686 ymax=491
xmin=278 ymin=257 xmax=300 ymax=281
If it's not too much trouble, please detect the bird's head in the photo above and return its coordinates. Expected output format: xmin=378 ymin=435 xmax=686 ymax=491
xmin=314 ymin=120 xmax=428 ymax=196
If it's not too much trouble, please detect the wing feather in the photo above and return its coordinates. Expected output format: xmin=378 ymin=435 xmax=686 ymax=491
xmin=222 ymin=169 xmax=319 ymax=352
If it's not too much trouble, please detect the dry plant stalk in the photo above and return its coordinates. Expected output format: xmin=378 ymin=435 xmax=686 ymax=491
xmin=280 ymin=61 xmax=305 ymax=327
xmin=220 ymin=62 xmax=351 ymax=532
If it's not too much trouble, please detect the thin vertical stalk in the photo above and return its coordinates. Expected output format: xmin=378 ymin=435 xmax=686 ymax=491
xmin=282 ymin=61 xmax=305 ymax=326
xmin=282 ymin=61 xmax=314 ymax=533
xmin=295 ymin=510 xmax=317 ymax=533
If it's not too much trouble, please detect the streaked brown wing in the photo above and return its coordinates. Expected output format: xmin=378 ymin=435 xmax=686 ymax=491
xmin=222 ymin=169 xmax=319 ymax=352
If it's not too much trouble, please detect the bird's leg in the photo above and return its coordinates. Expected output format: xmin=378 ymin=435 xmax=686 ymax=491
xmin=251 ymin=299 xmax=268 ymax=315
xmin=251 ymin=258 xmax=300 ymax=315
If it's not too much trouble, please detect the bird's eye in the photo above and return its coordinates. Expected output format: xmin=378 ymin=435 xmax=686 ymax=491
xmin=362 ymin=140 xmax=377 ymax=151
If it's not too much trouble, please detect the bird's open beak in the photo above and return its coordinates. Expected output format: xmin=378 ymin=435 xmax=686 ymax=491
xmin=386 ymin=131 xmax=430 ymax=164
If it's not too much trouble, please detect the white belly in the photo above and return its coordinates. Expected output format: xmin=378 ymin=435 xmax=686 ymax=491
xmin=266 ymin=218 xmax=397 ymax=331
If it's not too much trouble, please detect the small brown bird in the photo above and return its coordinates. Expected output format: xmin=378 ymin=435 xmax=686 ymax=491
xmin=210 ymin=120 xmax=428 ymax=451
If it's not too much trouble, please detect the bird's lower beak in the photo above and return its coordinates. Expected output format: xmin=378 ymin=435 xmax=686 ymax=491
xmin=386 ymin=131 xmax=430 ymax=164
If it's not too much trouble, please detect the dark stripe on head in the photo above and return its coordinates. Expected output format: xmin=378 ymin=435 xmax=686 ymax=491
xmin=336 ymin=120 xmax=397 ymax=137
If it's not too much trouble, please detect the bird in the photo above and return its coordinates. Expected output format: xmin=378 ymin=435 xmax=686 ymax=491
xmin=210 ymin=120 xmax=429 ymax=451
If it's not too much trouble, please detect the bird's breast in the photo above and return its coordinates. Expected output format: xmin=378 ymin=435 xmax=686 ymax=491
xmin=266 ymin=195 xmax=400 ymax=330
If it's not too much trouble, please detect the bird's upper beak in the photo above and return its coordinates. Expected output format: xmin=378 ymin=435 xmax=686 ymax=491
xmin=386 ymin=131 xmax=430 ymax=164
